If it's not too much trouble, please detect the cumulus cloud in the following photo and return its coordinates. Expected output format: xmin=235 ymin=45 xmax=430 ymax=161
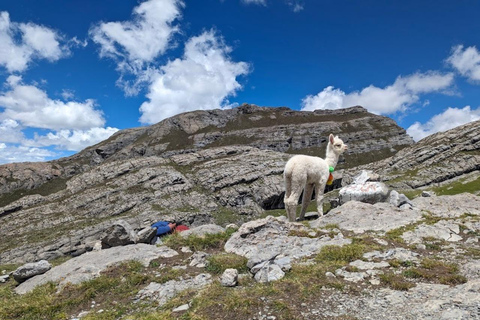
xmin=26 ymin=127 xmax=119 ymax=151
xmin=241 ymin=0 xmax=267 ymax=5
xmin=447 ymin=45 xmax=480 ymax=82
xmin=0 ymin=11 xmax=67 ymax=73
xmin=286 ymin=1 xmax=304 ymax=12
xmin=0 ymin=77 xmax=119 ymax=160
xmin=301 ymin=71 xmax=455 ymax=115
xmin=90 ymin=0 xmax=183 ymax=75
xmin=0 ymin=76 xmax=106 ymax=130
xmin=0 ymin=119 xmax=24 ymax=143
xmin=139 ymin=30 xmax=250 ymax=124
xmin=407 ymin=106 xmax=480 ymax=141
xmin=0 ymin=143 xmax=57 ymax=164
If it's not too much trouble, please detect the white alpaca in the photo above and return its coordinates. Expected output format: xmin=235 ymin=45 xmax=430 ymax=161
xmin=283 ymin=134 xmax=348 ymax=222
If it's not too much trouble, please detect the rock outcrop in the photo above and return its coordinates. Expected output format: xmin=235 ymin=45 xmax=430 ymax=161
xmin=6 ymin=192 xmax=479 ymax=320
xmin=15 ymin=244 xmax=178 ymax=294
xmin=0 ymin=105 xmax=414 ymax=265
xmin=352 ymin=119 xmax=480 ymax=190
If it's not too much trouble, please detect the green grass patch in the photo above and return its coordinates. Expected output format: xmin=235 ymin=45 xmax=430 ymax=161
xmin=379 ymin=273 xmax=415 ymax=291
xmin=431 ymin=176 xmax=480 ymax=196
xmin=163 ymin=228 xmax=237 ymax=252
xmin=402 ymin=258 xmax=467 ymax=285
xmin=0 ymin=261 xmax=157 ymax=320
xmin=206 ymin=253 xmax=248 ymax=275
xmin=385 ymin=224 xmax=417 ymax=243
xmin=0 ymin=264 xmax=19 ymax=274
xmin=0 ymin=177 xmax=68 ymax=208
xmin=316 ymin=243 xmax=366 ymax=265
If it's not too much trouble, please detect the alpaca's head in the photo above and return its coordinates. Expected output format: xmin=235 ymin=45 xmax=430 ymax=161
xmin=328 ymin=134 xmax=348 ymax=155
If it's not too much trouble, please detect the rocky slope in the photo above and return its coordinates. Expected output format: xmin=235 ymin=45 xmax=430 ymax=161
xmin=351 ymin=119 xmax=480 ymax=192
xmin=2 ymin=193 xmax=479 ymax=319
xmin=0 ymin=105 xmax=413 ymax=265
xmin=0 ymin=104 xmax=413 ymax=197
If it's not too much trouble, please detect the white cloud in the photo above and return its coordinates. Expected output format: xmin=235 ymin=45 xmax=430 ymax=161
xmin=0 ymin=119 xmax=24 ymax=143
xmin=286 ymin=1 xmax=304 ymax=12
xmin=26 ymin=127 xmax=119 ymax=151
xmin=90 ymin=0 xmax=183 ymax=75
xmin=139 ymin=30 xmax=250 ymax=124
xmin=0 ymin=11 xmax=67 ymax=73
xmin=0 ymin=77 xmax=119 ymax=160
xmin=407 ymin=106 xmax=480 ymax=141
xmin=61 ymin=89 xmax=75 ymax=100
xmin=447 ymin=45 xmax=480 ymax=82
xmin=301 ymin=86 xmax=345 ymax=110
xmin=301 ymin=71 xmax=455 ymax=115
xmin=0 ymin=143 xmax=57 ymax=164
xmin=242 ymin=0 xmax=267 ymax=5
xmin=0 ymin=77 xmax=106 ymax=130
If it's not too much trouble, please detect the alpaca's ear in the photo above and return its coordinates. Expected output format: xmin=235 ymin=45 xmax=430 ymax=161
xmin=329 ymin=134 xmax=335 ymax=144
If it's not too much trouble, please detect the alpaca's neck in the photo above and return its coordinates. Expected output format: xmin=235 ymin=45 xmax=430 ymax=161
xmin=325 ymin=147 xmax=339 ymax=168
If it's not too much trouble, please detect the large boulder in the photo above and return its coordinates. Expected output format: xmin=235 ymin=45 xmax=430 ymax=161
xmin=339 ymin=181 xmax=390 ymax=205
xmin=101 ymin=220 xmax=137 ymax=248
xmin=136 ymin=227 xmax=156 ymax=244
xmin=12 ymin=260 xmax=51 ymax=283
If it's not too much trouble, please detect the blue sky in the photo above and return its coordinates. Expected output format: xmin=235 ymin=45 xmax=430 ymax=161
xmin=1 ymin=0 xmax=480 ymax=164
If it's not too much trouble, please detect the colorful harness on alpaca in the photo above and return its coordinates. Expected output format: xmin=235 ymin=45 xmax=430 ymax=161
xmin=326 ymin=166 xmax=334 ymax=185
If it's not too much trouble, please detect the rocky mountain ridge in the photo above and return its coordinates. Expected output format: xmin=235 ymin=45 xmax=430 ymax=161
xmin=352 ymin=119 xmax=480 ymax=192
xmin=1 ymin=104 xmax=480 ymax=319
xmin=0 ymin=104 xmax=415 ymax=264
xmin=0 ymin=104 xmax=413 ymax=197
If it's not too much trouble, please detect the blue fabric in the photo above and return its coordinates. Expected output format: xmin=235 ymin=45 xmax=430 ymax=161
xmin=151 ymin=221 xmax=172 ymax=236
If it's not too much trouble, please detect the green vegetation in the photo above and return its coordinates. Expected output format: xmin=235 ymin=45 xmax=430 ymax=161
xmin=0 ymin=261 xmax=158 ymax=320
xmin=0 ymin=177 xmax=68 ymax=208
xmin=403 ymin=258 xmax=467 ymax=285
xmin=206 ymin=253 xmax=248 ymax=274
xmin=315 ymin=243 xmax=367 ymax=265
xmin=385 ymin=224 xmax=417 ymax=243
xmin=430 ymin=176 xmax=480 ymax=196
xmin=162 ymin=228 xmax=237 ymax=252
xmin=211 ymin=206 xmax=244 ymax=226
xmin=379 ymin=273 xmax=415 ymax=291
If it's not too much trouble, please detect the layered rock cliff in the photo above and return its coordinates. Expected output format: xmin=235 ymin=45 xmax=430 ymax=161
xmin=353 ymin=119 xmax=480 ymax=192
xmin=0 ymin=104 xmax=414 ymax=264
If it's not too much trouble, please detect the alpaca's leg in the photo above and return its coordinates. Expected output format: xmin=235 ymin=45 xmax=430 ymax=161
xmin=298 ymin=183 xmax=314 ymax=221
xmin=315 ymin=181 xmax=327 ymax=217
xmin=284 ymin=172 xmax=295 ymax=222
xmin=284 ymin=174 xmax=304 ymax=222
xmin=285 ymin=189 xmax=301 ymax=222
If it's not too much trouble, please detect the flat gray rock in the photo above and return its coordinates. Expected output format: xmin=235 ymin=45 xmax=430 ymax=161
xmin=412 ymin=193 xmax=480 ymax=218
xmin=311 ymin=201 xmax=423 ymax=233
xmin=365 ymin=279 xmax=480 ymax=320
xmin=180 ymin=224 xmax=225 ymax=238
xmin=15 ymin=244 xmax=178 ymax=294
xmin=136 ymin=273 xmax=212 ymax=306
xmin=402 ymin=220 xmax=463 ymax=244
xmin=363 ymin=248 xmax=420 ymax=262
xmin=225 ymin=216 xmax=351 ymax=269
xmin=13 ymin=260 xmax=51 ymax=283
